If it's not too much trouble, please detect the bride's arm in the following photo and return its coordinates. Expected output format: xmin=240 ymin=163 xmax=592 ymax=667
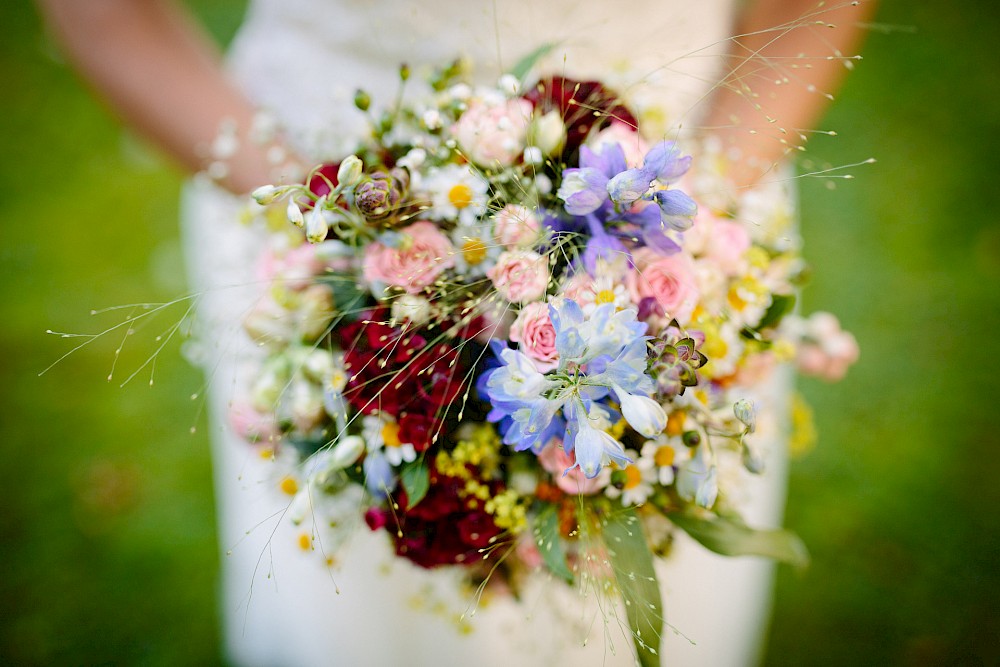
xmin=35 ymin=0 xmax=300 ymax=194
xmin=704 ymin=0 xmax=878 ymax=188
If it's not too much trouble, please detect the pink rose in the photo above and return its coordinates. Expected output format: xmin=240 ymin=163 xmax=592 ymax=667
xmin=627 ymin=248 xmax=700 ymax=324
xmin=509 ymin=301 xmax=559 ymax=371
xmin=538 ymin=441 xmax=608 ymax=495
xmin=363 ymin=221 xmax=454 ymax=294
xmin=487 ymin=250 xmax=549 ymax=303
xmin=707 ymin=220 xmax=751 ymax=275
xmin=493 ymin=204 xmax=541 ymax=248
xmin=452 ymin=98 xmax=532 ymax=167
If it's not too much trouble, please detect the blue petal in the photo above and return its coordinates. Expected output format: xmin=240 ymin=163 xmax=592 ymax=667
xmin=653 ymin=189 xmax=697 ymax=231
xmin=643 ymin=141 xmax=692 ymax=184
xmin=607 ymin=168 xmax=653 ymax=206
xmin=642 ymin=225 xmax=682 ymax=255
xmin=582 ymin=233 xmax=628 ymax=275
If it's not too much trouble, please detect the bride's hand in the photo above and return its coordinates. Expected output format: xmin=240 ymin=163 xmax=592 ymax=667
xmin=35 ymin=0 xmax=306 ymax=194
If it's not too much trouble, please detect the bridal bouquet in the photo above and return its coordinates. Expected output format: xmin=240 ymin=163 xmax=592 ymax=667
xmin=236 ymin=59 xmax=857 ymax=663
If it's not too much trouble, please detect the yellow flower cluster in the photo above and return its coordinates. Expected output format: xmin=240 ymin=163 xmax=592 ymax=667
xmin=433 ymin=424 xmax=526 ymax=534
xmin=484 ymin=489 xmax=527 ymax=534
xmin=435 ymin=424 xmax=501 ymax=478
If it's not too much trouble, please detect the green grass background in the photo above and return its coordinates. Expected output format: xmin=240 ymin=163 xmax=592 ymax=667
xmin=2 ymin=1 xmax=998 ymax=664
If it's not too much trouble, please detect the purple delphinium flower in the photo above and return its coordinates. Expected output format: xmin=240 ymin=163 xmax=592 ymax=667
xmin=556 ymin=139 xmax=697 ymax=274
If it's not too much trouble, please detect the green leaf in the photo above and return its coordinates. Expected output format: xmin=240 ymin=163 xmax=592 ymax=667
xmin=668 ymin=510 xmax=809 ymax=569
xmin=533 ymin=505 xmax=574 ymax=584
xmin=510 ymin=43 xmax=558 ymax=82
xmin=400 ymin=461 xmax=429 ymax=510
xmin=603 ymin=507 xmax=663 ymax=667
xmin=757 ymin=292 xmax=797 ymax=331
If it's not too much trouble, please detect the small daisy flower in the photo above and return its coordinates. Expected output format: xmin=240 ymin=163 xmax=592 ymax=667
xmin=420 ymin=164 xmax=489 ymax=224
xmin=574 ymin=259 xmax=631 ymax=315
xmin=640 ymin=435 xmax=687 ymax=487
xmin=605 ymin=449 xmax=656 ymax=506
xmin=361 ymin=414 xmax=417 ymax=467
xmin=577 ymin=274 xmax=632 ymax=315
xmin=450 ymin=221 xmax=501 ymax=278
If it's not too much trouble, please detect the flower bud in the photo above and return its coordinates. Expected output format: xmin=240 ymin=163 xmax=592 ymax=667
xmin=304 ymin=197 xmax=329 ymax=243
xmin=531 ymin=110 xmax=566 ymax=156
xmin=681 ymin=429 xmax=701 ymax=448
xmin=337 ymin=155 xmax=364 ymax=188
xmin=289 ymin=378 xmax=325 ymax=431
xmin=287 ymin=200 xmax=304 ymax=228
xmin=676 ymin=446 xmax=717 ymax=509
xmin=252 ymin=184 xmax=280 ymax=205
xmin=614 ymin=385 xmax=667 ymax=438
xmin=391 ymin=294 xmax=432 ymax=327
xmin=329 ymin=435 xmax=365 ymax=470
xmin=302 ymin=348 xmax=336 ymax=383
xmin=733 ymin=399 xmax=757 ymax=434
xmin=354 ymin=89 xmax=371 ymax=112
xmin=251 ymin=357 xmax=290 ymax=412
xmin=695 ymin=465 xmax=719 ymax=509
xmin=742 ymin=441 xmax=765 ymax=474
xmin=297 ymin=285 xmax=336 ymax=340
xmin=355 ymin=169 xmax=408 ymax=222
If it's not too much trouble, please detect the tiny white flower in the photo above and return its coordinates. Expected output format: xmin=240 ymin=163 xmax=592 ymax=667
xmin=397 ymin=148 xmax=427 ymax=171
xmin=498 ymin=74 xmax=520 ymax=95
xmin=422 ymin=109 xmax=443 ymax=130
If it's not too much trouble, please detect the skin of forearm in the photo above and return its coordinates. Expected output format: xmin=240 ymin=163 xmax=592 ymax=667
xmin=36 ymin=0 xmax=297 ymax=193
xmin=705 ymin=0 xmax=878 ymax=188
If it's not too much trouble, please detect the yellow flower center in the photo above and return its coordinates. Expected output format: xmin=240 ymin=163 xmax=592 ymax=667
xmin=654 ymin=446 xmax=675 ymax=468
xmin=703 ymin=332 xmax=728 ymax=360
xmin=595 ymin=288 xmax=617 ymax=304
xmin=461 ymin=239 xmax=488 ymax=265
xmin=623 ymin=464 xmax=643 ymax=490
xmin=279 ymin=476 xmax=299 ymax=496
xmin=666 ymin=411 xmax=685 ymax=437
xmin=297 ymin=533 xmax=312 ymax=551
xmin=727 ymin=288 xmax=748 ymax=310
xmin=448 ymin=183 xmax=474 ymax=209
xmin=381 ymin=421 xmax=402 ymax=448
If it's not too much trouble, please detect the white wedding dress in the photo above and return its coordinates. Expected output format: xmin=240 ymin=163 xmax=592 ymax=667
xmin=182 ymin=2 xmax=792 ymax=665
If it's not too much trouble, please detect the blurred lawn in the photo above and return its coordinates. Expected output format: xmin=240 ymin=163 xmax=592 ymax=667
xmin=2 ymin=1 xmax=998 ymax=665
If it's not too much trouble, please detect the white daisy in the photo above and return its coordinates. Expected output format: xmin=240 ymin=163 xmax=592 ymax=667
xmin=640 ymin=435 xmax=688 ymax=487
xmin=361 ymin=413 xmax=417 ymax=467
xmin=605 ymin=449 xmax=656 ymax=507
xmin=420 ymin=164 xmax=490 ymax=224
xmin=449 ymin=221 xmax=501 ymax=278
